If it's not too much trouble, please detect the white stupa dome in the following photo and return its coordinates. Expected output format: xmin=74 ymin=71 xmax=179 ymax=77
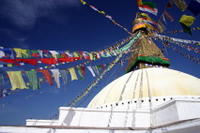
xmin=88 ymin=68 xmax=200 ymax=108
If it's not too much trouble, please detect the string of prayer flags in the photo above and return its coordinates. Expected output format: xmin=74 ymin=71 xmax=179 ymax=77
xmin=187 ymin=0 xmax=200 ymax=16
xmin=137 ymin=0 xmax=158 ymax=15
xmin=173 ymin=0 xmax=188 ymax=11
xmin=0 ymin=42 xmax=128 ymax=62
xmin=154 ymin=34 xmax=200 ymax=46
xmin=0 ymin=62 xmax=111 ymax=99
xmin=179 ymin=15 xmax=196 ymax=34
xmin=0 ymin=57 xmax=80 ymax=66
xmin=156 ymin=37 xmax=200 ymax=54
xmin=163 ymin=11 xmax=174 ymax=22
xmin=0 ymin=35 xmax=136 ymax=66
xmin=175 ymin=42 xmax=200 ymax=54
xmin=153 ymin=37 xmax=200 ymax=64
xmin=114 ymin=32 xmax=141 ymax=53
xmin=163 ymin=42 xmax=200 ymax=64
xmin=79 ymin=0 xmax=132 ymax=35
xmin=164 ymin=27 xmax=200 ymax=34
xmin=68 ymin=53 xmax=124 ymax=107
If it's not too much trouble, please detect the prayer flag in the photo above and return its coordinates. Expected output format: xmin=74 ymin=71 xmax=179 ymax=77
xmin=77 ymin=66 xmax=84 ymax=79
xmin=164 ymin=11 xmax=174 ymax=22
xmin=69 ymin=68 xmax=78 ymax=80
xmin=179 ymin=15 xmax=196 ymax=27
xmin=80 ymin=0 xmax=86 ymax=5
xmin=137 ymin=0 xmax=158 ymax=15
xmin=157 ymin=20 xmax=166 ymax=33
xmin=7 ymin=71 xmax=27 ymax=90
xmin=87 ymin=66 xmax=96 ymax=77
xmin=60 ymin=70 xmax=68 ymax=84
xmin=25 ymin=70 xmax=40 ymax=90
xmin=173 ymin=0 xmax=187 ymax=11
xmin=38 ymin=70 xmax=53 ymax=85
xmin=51 ymin=69 xmax=61 ymax=88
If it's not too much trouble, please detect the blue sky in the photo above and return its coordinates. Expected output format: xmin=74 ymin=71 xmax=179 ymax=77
xmin=0 ymin=0 xmax=200 ymax=125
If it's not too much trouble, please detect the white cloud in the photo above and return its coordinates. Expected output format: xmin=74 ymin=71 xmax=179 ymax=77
xmin=0 ymin=0 xmax=80 ymax=29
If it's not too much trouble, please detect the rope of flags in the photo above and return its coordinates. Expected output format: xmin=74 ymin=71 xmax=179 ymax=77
xmin=136 ymin=0 xmax=200 ymax=35
xmin=67 ymin=32 xmax=141 ymax=107
xmin=0 ymin=36 xmax=132 ymax=69
xmin=170 ymin=41 xmax=200 ymax=54
xmin=153 ymin=37 xmax=200 ymax=65
xmin=0 ymin=63 xmax=108 ymax=98
xmin=154 ymin=35 xmax=200 ymax=54
xmin=79 ymin=0 xmax=132 ymax=35
xmin=0 ymin=32 xmax=141 ymax=99
xmin=165 ymin=42 xmax=200 ymax=64
xmin=162 ymin=27 xmax=200 ymax=34
xmin=0 ymin=35 xmax=139 ymax=67
xmin=157 ymin=0 xmax=200 ymax=34
xmin=68 ymin=53 xmax=123 ymax=107
xmin=155 ymin=34 xmax=200 ymax=46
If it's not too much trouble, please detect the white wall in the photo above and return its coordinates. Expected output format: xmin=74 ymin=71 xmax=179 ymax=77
xmin=58 ymin=107 xmax=150 ymax=128
xmin=26 ymin=98 xmax=200 ymax=129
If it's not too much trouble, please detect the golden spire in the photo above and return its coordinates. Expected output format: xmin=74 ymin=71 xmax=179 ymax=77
xmin=126 ymin=13 xmax=170 ymax=72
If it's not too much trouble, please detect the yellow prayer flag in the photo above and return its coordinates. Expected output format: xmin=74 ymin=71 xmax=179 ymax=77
xmin=13 ymin=48 xmax=29 ymax=58
xmin=80 ymin=0 xmax=86 ymax=5
xmin=69 ymin=68 xmax=78 ymax=80
xmin=7 ymin=71 xmax=27 ymax=90
xmin=99 ymin=11 xmax=106 ymax=15
xmin=73 ymin=52 xmax=79 ymax=57
xmin=7 ymin=64 xmax=13 ymax=67
xmin=179 ymin=15 xmax=196 ymax=27
xmin=89 ymin=53 xmax=94 ymax=60
xmin=139 ymin=13 xmax=150 ymax=19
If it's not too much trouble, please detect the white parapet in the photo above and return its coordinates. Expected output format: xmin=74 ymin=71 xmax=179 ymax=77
xmin=26 ymin=97 xmax=200 ymax=129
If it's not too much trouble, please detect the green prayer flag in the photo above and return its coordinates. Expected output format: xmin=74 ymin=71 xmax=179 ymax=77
xmin=25 ymin=70 xmax=40 ymax=90
xmin=142 ymin=1 xmax=156 ymax=8
xmin=77 ymin=66 xmax=84 ymax=79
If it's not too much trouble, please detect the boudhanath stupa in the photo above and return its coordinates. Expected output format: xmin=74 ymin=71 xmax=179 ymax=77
xmin=1 ymin=13 xmax=200 ymax=133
